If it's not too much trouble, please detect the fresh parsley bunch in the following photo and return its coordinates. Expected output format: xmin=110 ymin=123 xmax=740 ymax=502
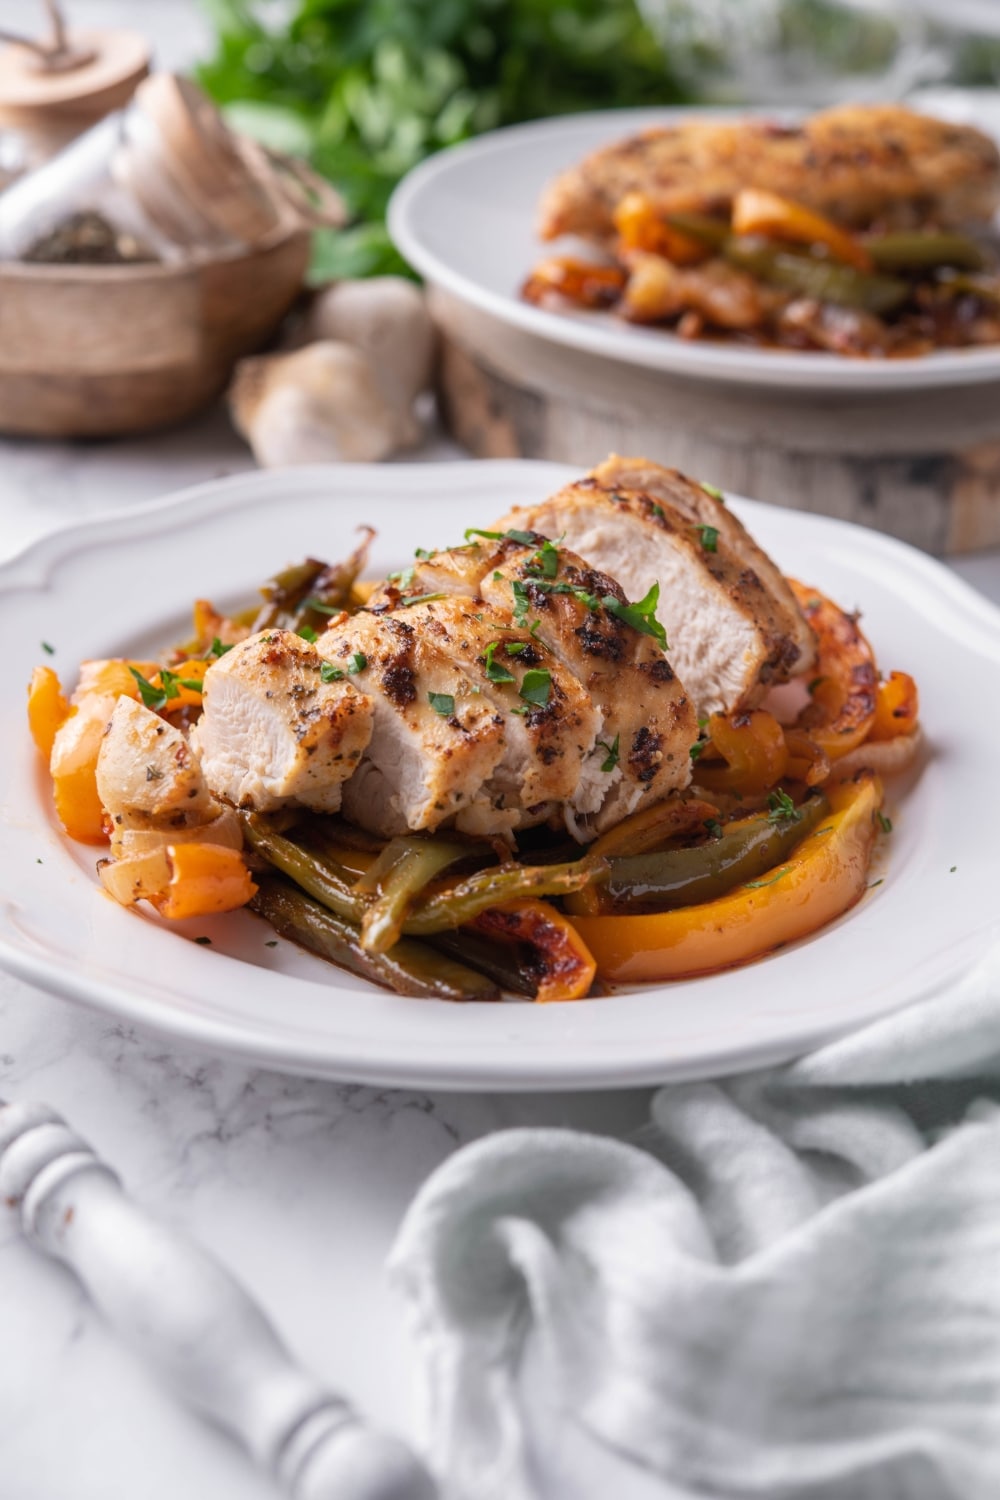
xmin=198 ymin=0 xmax=688 ymax=279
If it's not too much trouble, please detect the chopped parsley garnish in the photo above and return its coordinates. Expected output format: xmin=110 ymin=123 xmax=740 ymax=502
xmin=693 ymin=524 xmax=719 ymax=553
xmin=868 ymin=879 xmax=884 ymax=890
xmin=464 ymin=526 xmax=537 ymax=546
xmin=511 ymin=578 xmax=531 ymax=625
xmin=428 ymin=691 xmax=455 ymax=717
xmin=414 ymin=547 xmax=436 ymax=561
xmin=689 ymin=740 xmax=707 ymax=762
xmin=529 ymin=619 xmax=542 ymax=637
xmin=704 ymin=818 xmax=723 ymax=839
xmin=505 ymin=641 xmax=528 ymax=656
xmin=303 ymin=597 xmax=342 ymax=615
xmin=767 ymin=788 xmax=802 ymax=825
xmin=596 ymin=734 xmax=620 ymax=773
xmin=700 ymin=481 xmax=725 ymax=502
xmin=807 ymin=676 xmax=827 ymax=695
xmin=387 ymin=565 xmax=416 ymax=589
xmin=651 ymin=504 xmax=665 ymax=521
xmin=401 ymin=591 xmax=446 ymax=607
xmin=297 ymin=625 xmax=319 ymax=644
xmin=210 ymin=637 xmax=234 ymax=658
xmin=41 ymin=640 xmax=55 ymax=655
xmin=602 ymin=582 xmax=667 ymax=649
xmin=746 ymin=867 xmax=789 ymax=890
xmin=950 ymin=865 xmax=957 ymax=873
xmin=526 ymin=538 xmax=560 ymax=579
xmin=129 ymin=667 xmax=171 ymax=711
xmin=519 ymin=668 xmax=551 ymax=707
xmin=876 ymin=811 xmax=893 ymax=834
xmin=321 ymin=653 xmax=366 ymax=683
xmin=483 ymin=641 xmax=516 ymax=684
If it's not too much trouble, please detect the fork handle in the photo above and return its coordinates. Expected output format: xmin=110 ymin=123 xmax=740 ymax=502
xmin=0 ymin=1100 xmax=434 ymax=1500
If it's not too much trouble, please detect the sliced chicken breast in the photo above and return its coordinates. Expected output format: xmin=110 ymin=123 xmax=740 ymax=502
xmin=371 ymin=533 xmax=696 ymax=830
xmin=479 ymin=546 xmax=696 ymax=828
xmin=97 ymin=697 xmax=218 ymax=831
xmin=317 ymin=611 xmax=508 ymax=838
xmin=590 ymin=455 xmax=816 ymax=677
xmin=399 ymin=596 xmax=600 ymax=822
xmin=492 ymin=480 xmax=803 ymax=717
xmin=193 ymin=629 xmax=373 ymax=813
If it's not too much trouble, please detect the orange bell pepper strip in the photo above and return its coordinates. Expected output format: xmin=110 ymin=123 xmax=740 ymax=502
xmin=521 ymin=256 xmax=627 ymax=309
xmin=572 ymin=771 xmax=881 ymax=984
xmin=613 ymin=192 xmax=710 ymax=265
xmin=27 ymin=665 xmax=70 ymax=760
xmin=48 ymin=692 xmax=119 ymax=844
xmin=694 ymin=710 xmax=789 ymax=795
xmin=470 ymin=898 xmax=597 ymax=1003
xmin=870 ymin=670 xmax=919 ymax=741
xmin=731 ymin=188 xmax=874 ymax=272
xmin=790 ymin=580 xmax=878 ymax=760
xmin=100 ymin=842 xmax=256 ymax=920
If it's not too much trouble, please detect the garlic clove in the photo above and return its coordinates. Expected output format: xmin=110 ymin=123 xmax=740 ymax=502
xmin=228 ymin=341 xmax=404 ymax=467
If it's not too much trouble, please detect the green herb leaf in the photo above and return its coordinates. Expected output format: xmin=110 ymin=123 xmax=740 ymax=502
xmin=603 ymin=583 xmax=668 ymax=649
xmin=129 ymin=667 xmax=169 ymax=711
xmin=428 ymin=692 xmax=455 ymax=717
xmin=505 ymin=641 xmax=528 ymax=656
xmin=700 ymin=481 xmax=725 ymax=501
xmin=348 ymin=652 xmax=367 ymax=674
xmin=689 ymin=740 xmax=706 ymax=762
xmin=401 ymin=592 xmax=446 ymax=608
xmin=320 ymin=662 xmax=345 ymax=683
xmin=210 ymin=637 xmax=234 ymax=658
xmin=704 ymin=818 xmax=723 ymax=838
xmin=807 ymin=676 xmax=827 ymax=694
xmin=693 ymin=524 xmax=719 ymax=553
xmin=41 ymin=641 xmax=55 ymax=655
xmin=414 ymin=547 xmax=436 ymax=561
xmin=511 ymin=578 xmax=531 ymax=625
xmin=298 ymin=625 xmax=319 ymax=644
xmin=651 ymin=504 xmax=665 ymax=521
xmin=767 ymin=788 xmax=802 ymax=825
xmin=519 ymin=669 xmax=551 ymax=707
xmin=596 ymin=733 xmax=620 ymax=773
xmin=303 ymin=597 xmax=342 ymax=616
xmin=877 ymin=811 xmax=893 ymax=834
xmin=483 ymin=641 xmax=516 ymax=684
xmin=387 ymin=565 xmax=416 ymax=590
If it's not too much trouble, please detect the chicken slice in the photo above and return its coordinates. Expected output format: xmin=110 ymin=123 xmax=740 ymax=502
xmin=317 ymin=612 xmax=508 ymax=838
xmin=398 ymin=596 xmax=600 ymax=821
xmin=97 ymin=697 xmax=218 ymax=831
xmin=492 ymin=480 xmax=803 ymax=718
xmin=192 ymin=629 xmax=373 ymax=813
xmin=371 ymin=531 xmax=698 ymax=831
xmin=478 ymin=547 xmax=696 ymax=829
xmin=590 ymin=455 xmax=816 ymax=677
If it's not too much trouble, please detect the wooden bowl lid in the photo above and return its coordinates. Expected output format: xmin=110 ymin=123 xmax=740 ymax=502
xmin=0 ymin=28 xmax=150 ymax=129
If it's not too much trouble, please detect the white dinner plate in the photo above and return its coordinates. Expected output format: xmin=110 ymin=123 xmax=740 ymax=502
xmin=1 ymin=462 xmax=997 ymax=1090
xmin=389 ymin=107 xmax=1000 ymax=392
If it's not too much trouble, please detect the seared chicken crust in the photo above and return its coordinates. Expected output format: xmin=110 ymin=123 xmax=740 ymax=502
xmin=540 ymin=105 xmax=1000 ymax=245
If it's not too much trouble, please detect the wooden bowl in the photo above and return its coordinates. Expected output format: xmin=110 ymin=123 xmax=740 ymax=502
xmin=0 ymin=227 xmax=310 ymax=437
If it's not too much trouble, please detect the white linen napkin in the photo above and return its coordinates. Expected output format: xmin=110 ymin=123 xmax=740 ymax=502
xmin=389 ymin=937 xmax=1000 ymax=1500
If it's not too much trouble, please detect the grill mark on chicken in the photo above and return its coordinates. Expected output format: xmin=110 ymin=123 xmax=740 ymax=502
xmin=629 ymin=725 xmax=664 ymax=784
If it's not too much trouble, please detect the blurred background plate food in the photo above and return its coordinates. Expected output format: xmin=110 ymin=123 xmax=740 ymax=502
xmin=389 ymin=106 xmax=1000 ymax=393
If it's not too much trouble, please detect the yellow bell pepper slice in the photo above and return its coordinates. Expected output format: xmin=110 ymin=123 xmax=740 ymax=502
xmin=100 ymin=842 xmax=257 ymax=920
xmin=27 ymin=665 xmax=70 ymax=760
xmin=572 ymin=771 xmax=881 ymax=984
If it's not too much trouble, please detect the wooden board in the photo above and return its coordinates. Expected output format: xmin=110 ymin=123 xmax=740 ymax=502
xmin=432 ymin=287 xmax=1000 ymax=556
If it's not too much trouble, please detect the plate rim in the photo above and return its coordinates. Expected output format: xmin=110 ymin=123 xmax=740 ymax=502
xmin=3 ymin=460 xmax=1000 ymax=1091
xmin=388 ymin=105 xmax=1000 ymax=393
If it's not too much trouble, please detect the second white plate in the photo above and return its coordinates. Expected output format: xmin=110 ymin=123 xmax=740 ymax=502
xmin=1 ymin=462 xmax=998 ymax=1089
xmin=389 ymin=107 xmax=1000 ymax=392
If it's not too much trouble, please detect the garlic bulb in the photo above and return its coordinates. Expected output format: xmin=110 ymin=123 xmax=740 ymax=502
xmin=228 ymin=341 xmax=404 ymax=467
xmin=297 ymin=277 xmax=435 ymax=448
